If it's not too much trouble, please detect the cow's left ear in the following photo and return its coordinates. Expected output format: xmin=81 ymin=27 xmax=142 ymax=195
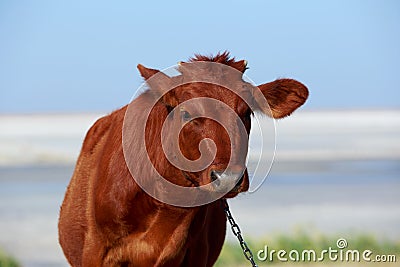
xmin=254 ymin=79 xmax=309 ymax=118
xmin=137 ymin=64 xmax=178 ymax=107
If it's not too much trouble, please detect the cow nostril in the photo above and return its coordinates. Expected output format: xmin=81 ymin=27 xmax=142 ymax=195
xmin=210 ymin=170 xmax=221 ymax=186
xmin=210 ymin=170 xmax=217 ymax=181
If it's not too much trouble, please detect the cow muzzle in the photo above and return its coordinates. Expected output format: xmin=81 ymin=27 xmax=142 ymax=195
xmin=210 ymin=168 xmax=247 ymax=197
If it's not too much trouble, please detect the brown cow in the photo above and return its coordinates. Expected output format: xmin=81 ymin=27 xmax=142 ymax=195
xmin=58 ymin=52 xmax=308 ymax=266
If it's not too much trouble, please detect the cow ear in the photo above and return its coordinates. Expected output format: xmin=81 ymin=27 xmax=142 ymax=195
xmin=137 ymin=64 xmax=178 ymax=107
xmin=254 ymin=79 xmax=309 ymax=118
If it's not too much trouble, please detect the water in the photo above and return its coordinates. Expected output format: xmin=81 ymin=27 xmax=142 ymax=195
xmin=0 ymin=160 xmax=399 ymax=266
xmin=230 ymin=159 xmax=400 ymax=241
xmin=0 ymin=165 xmax=71 ymax=267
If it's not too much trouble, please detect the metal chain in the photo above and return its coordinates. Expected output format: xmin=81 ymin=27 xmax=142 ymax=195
xmin=221 ymin=199 xmax=258 ymax=267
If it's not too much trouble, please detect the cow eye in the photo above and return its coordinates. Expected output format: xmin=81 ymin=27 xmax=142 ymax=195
xmin=180 ymin=109 xmax=191 ymax=122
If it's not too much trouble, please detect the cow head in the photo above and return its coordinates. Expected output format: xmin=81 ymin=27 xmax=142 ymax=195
xmin=136 ymin=53 xmax=308 ymax=200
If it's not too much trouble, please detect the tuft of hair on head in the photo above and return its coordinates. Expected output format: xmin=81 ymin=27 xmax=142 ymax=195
xmin=188 ymin=51 xmax=248 ymax=73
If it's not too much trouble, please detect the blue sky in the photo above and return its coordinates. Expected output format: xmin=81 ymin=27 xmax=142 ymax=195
xmin=0 ymin=0 xmax=399 ymax=113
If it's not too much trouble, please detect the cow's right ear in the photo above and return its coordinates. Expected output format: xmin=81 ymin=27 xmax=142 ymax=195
xmin=137 ymin=64 xmax=178 ymax=108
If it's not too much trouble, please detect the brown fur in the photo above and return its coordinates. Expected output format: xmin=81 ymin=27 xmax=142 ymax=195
xmin=58 ymin=52 xmax=308 ymax=266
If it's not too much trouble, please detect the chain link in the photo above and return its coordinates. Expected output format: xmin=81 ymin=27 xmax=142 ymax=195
xmin=221 ymin=199 xmax=258 ymax=267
